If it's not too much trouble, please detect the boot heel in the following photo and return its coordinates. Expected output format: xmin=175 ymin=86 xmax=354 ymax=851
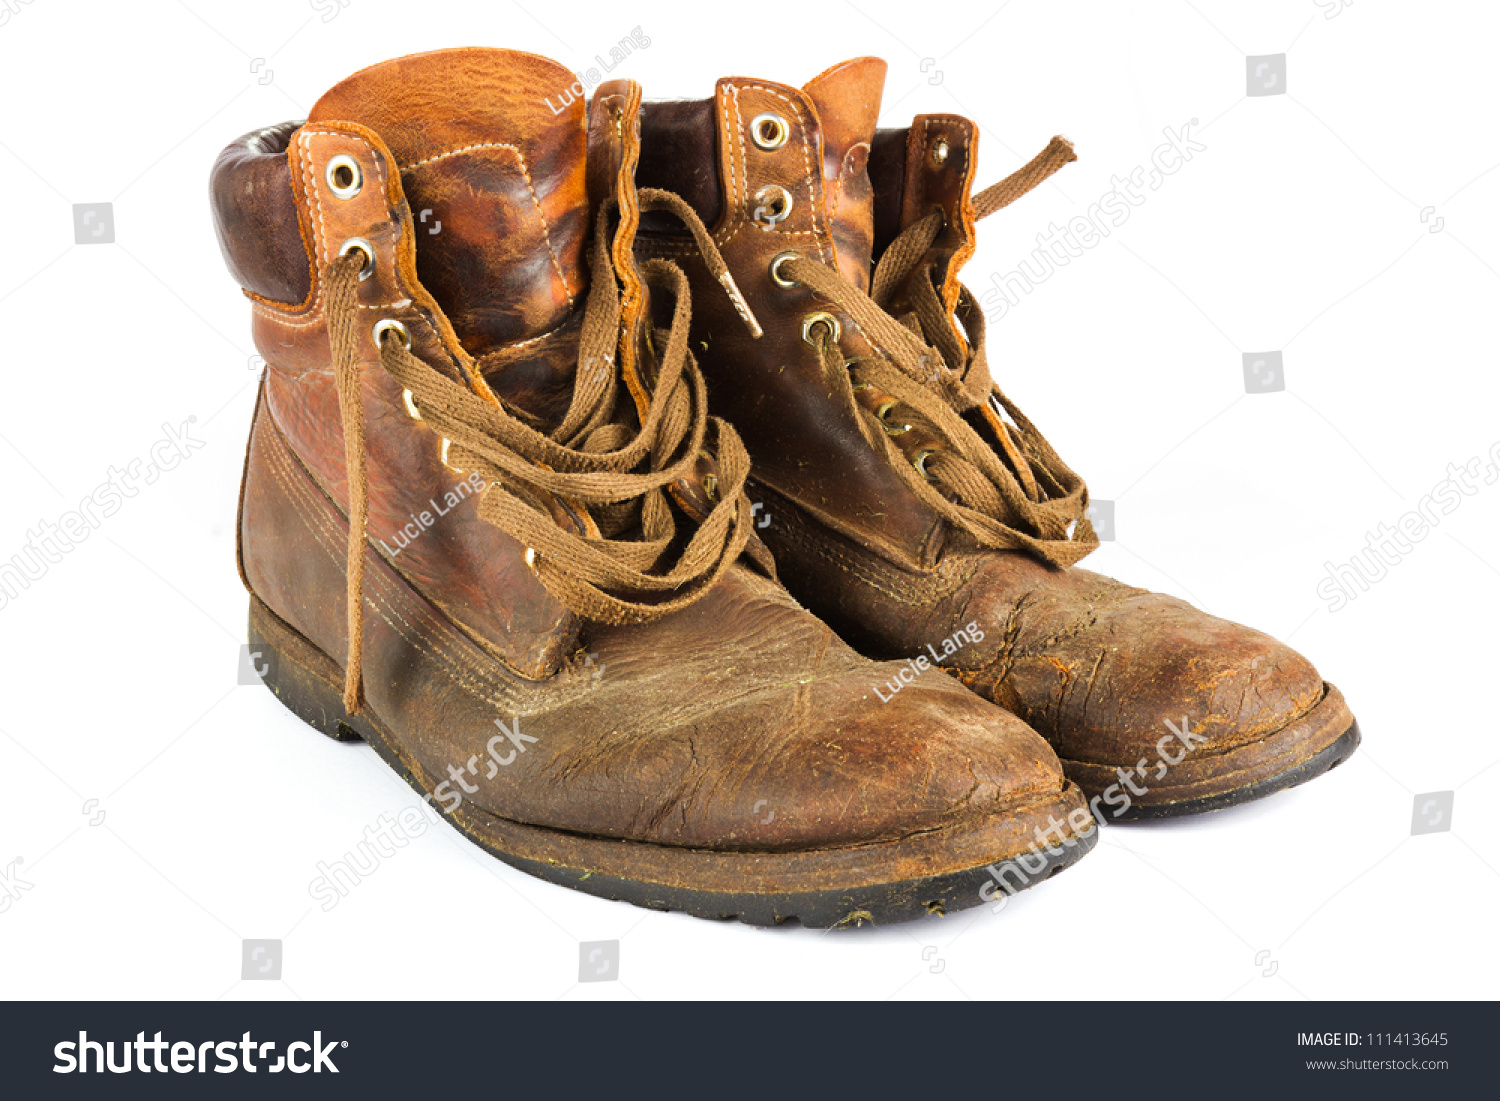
xmin=247 ymin=594 xmax=364 ymax=743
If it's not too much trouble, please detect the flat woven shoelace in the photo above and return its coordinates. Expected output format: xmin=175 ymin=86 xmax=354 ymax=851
xmin=325 ymin=204 xmax=768 ymax=713
xmin=778 ymin=136 xmax=1098 ymax=568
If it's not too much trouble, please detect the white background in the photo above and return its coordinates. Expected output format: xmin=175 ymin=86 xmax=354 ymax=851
xmin=1 ymin=0 xmax=1496 ymax=1001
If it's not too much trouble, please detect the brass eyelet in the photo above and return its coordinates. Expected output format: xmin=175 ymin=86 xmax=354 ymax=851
xmin=703 ymin=473 xmax=719 ymax=502
xmin=845 ymin=356 xmax=871 ymax=391
xmin=326 ymin=155 xmax=363 ymax=199
xmin=373 ymin=318 xmax=411 ymax=351
xmin=930 ymin=138 xmax=950 ymax=167
xmin=913 ymin=449 xmax=938 ymax=479
xmin=769 ymin=251 xmax=800 ymax=288
xmin=338 ymin=237 xmax=375 ymax=281
xmin=750 ymin=113 xmax=789 ymax=151
xmin=876 ymin=401 xmax=911 ymax=437
xmin=752 ymin=184 xmax=793 ymax=227
xmin=801 ymin=311 xmax=841 ymax=349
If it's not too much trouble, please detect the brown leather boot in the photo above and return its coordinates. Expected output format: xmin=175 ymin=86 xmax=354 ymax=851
xmin=633 ymin=58 xmax=1359 ymax=819
xmin=212 ymin=48 xmax=1097 ymax=925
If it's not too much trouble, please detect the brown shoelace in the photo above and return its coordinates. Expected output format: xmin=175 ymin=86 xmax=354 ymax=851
xmin=326 ymin=204 xmax=767 ymax=713
xmin=777 ymin=136 xmax=1097 ymax=568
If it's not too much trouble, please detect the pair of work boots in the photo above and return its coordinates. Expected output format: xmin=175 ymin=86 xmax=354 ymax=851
xmin=213 ymin=48 xmax=1358 ymax=927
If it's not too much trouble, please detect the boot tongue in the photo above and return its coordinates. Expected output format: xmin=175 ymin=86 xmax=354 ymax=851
xmin=802 ymin=57 xmax=886 ymax=290
xmin=309 ymin=48 xmax=589 ymax=357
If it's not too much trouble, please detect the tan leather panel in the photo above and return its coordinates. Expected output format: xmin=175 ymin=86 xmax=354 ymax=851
xmin=803 ymin=56 xmax=886 ymax=291
xmin=308 ymin=48 xmax=589 ymax=355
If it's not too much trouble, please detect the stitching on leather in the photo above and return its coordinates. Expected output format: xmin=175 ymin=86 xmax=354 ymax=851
xmin=401 ymin=141 xmax=579 ymax=306
xmin=770 ymin=517 xmax=964 ymax=604
xmin=259 ymin=130 xmax=447 ymax=357
xmin=262 ymin=400 xmax=562 ymax=701
xmin=260 ymin=421 xmax=916 ymax=731
xmin=753 ymin=84 xmax=831 ymax=265
xmin=294 ymin=130 xmax=330 ymax=315
xmin=503 ymin=317 xmax=572 ymax=350
xmin=715 ymin=83 xmax=834 ymax=265
xmin=252 ymin=299 xmax=325 ymax=328
xmin=642 ymin=230 xmax=825 ymax=262
xmin=718 ymin=84 xmax=747 ymax=249
xmin=404 ymin=141 xmax=515 ymax=171
xmin=266 ymin=434 xmax=877 ymax=725
xmin=260 ymin=423 xmax=531 ymax=708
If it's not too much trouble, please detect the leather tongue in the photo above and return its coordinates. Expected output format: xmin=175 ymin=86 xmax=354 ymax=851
xmin=802 ymin=57 xmax=887 ymax=290
xmin=309 ymin=48 xmax=589 ymax=357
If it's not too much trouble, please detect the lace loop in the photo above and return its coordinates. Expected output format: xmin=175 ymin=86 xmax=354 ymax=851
xmin=324 ymin=204 xmax=767 ymax=714
xmin=776 ymin=135 xmax=1095 ymax=571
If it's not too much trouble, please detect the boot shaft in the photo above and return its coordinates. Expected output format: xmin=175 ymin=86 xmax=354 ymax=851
xmin=634 ymin=63 xmax=951 ymax=565
xmin=211 ymin=49 xmax=618 ymax=679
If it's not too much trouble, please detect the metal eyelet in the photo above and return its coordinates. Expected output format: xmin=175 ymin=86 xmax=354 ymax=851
xmin=338 ymin=237 xmax=375 ymax=281
xmin=913 ymin=449 xmax=938 ymax=480
xmin=523 ymin=547 xmax=538 ymax=571
xmin=401 ymin=390 xmax=421 ymax=420
xmin=440 ymin=438 xmax=460 ymax=472
xmin=930 ymin=137 xmax=950 ymax=167
xmin=373 ymin=318 xmax=411 ymax=351
xmin=876 ymin=401 xmax=911 ymax=437
xmin=750 ymin=113 xmax=789 ymax=151
xmin=752 ymin=184 xmax=793 ymax=227
xmin=703 ymin=473 xmax=719 ymax=503
xmin=769 ymin=251 xmax=800 ymax=288
xmin=326 ymin=155 xmax=363 ymax=199
xmin=801 ymin=311 xmax=841 ymax=349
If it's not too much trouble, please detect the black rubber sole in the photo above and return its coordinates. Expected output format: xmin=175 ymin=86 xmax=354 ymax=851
xmin=248 ymin=597 xmax=1097 ymax=928
xmin=1108 ymin=720 xmax=1362 ymax=821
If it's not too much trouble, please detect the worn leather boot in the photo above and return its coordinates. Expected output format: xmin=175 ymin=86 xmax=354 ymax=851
xmin=633 ymin=58 xmax=1359 ymax=819
xmin=211 ymin=48 xmax=1097 ymax=925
